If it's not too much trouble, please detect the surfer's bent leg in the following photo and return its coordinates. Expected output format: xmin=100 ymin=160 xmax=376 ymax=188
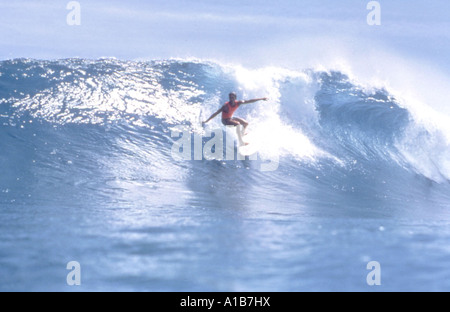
xmin=232 ymin=117 xmax=248 ymax=128
xmin=222 ymin=118 xmax=240 ymax=126
xmin=222 ymin=118 xmax=248 ymax=146
xmin=232 ymin=117 xmax=249 ymax=135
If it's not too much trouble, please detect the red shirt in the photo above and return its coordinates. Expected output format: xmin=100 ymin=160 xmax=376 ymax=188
xmin=222 ymin=101 xmax=241 ymax=119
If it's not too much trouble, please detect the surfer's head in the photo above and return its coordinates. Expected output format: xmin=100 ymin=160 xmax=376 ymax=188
xmin=229 ymin=92 xmax=237 ymax=101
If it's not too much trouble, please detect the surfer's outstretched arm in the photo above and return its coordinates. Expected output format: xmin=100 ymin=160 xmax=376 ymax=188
xmin=240 ymin=97 xmax=268 ymax=105
xmin=202 ymin=106 xmax=223 ymax=125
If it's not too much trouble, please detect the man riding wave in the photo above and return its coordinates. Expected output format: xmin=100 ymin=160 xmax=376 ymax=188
xmin=202 ymin=92 xmax=268 ymax=134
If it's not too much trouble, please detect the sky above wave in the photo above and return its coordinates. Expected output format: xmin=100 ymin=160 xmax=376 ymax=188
xmin=0 ymin=0 xmax=449 ymax=67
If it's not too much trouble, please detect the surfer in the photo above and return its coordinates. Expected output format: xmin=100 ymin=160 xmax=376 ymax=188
xmin=202 ymin=92 xmax=268 ymax=132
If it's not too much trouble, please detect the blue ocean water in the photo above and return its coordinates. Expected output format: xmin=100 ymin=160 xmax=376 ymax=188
xmin=0 ymin=58 xmax=449 ymax=291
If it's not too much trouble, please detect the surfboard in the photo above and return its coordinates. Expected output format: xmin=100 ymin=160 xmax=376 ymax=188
xmin=238 ymin=143 xmax=259 ymax=156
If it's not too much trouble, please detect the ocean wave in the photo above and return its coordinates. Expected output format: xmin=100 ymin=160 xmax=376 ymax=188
xmin=1 ymin=58 xmax=449 ymax=187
